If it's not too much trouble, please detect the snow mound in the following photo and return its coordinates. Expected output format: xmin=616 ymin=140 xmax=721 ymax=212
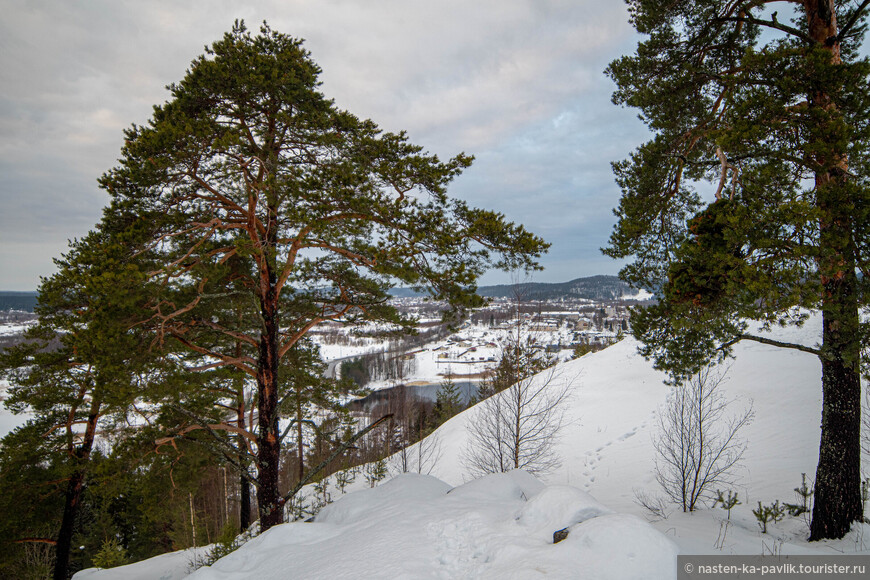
xmin=541 ymin=513 xmax=678 ymax=579
xmin=73 ymin=548 xmax=199 ymax=580
xmin=516 ymin=484 xmax=613 ymax=540
xmin=315 ymin=472 xmax=451 ymax=526
xmin=174 ymin=471 xmax=676 ymax=580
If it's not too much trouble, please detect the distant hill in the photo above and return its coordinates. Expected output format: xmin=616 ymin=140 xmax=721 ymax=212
xmin=0 ymin=291 xmax=38 ymax=312
xmin=389 ymin=275 xmax=642 ymax=301
xmin=474 ymin=275 xmax=639 ymax=301
xmin=1 ymin=277 xmax=641 ymax=311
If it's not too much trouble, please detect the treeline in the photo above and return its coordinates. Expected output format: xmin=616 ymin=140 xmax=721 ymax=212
xmin=340 ymin=352 xmax=415 ymax=387
xmin=474 ymin=275 xmax=635 ymax=301
xmin=0 ymin=292 xmax=39 ymax=313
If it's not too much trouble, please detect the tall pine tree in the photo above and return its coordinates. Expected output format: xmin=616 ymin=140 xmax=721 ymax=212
xmin=100 ymin=21 xmax=548 ymax=531
xmin=605 ymin=0 xmax=870 ymax=539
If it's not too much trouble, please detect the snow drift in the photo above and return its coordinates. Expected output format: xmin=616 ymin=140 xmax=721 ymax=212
xmin=186 ymin=471 xmax=677 ymax=579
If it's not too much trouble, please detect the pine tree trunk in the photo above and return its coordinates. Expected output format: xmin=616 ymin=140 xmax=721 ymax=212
xmin=811 ymin=331 xmax=863 ymax=539
xmin=804 ymin=0 xmax=864 ymax=541
xmin=810 ymin=183 xmax=863 ymax=539
xmin=53 ymin=400 xmax=100 ymax=580
xmin=236 ymin=402 xmax=251 ymax=532
xmin=256 ymin=284 xmax=283 ymax=531
xmin=239 ymin=473 xmax=251 ymax=532
xmin=296 ymin=390 xmax=305 ymax=484
xmin=54 ymin=473 xmax=85 ymax=580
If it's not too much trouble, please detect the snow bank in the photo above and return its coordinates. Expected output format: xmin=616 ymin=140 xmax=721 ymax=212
xmin=73 ymin=547 xmax=200 ymax=580
xmin=172 ymin=471 xmax=675 ymax=579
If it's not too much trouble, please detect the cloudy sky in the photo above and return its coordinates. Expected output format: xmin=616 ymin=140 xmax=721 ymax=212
xmin=0 ymin=0 xmax=647 ymax=291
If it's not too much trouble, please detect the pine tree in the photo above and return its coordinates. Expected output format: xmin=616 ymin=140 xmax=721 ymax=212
xmin=605 ymin=0 xmax=870 ymax=539
xmin=434 ymin=376 xmax=463 ymax=425
xmin=365 ymin=458 xmax=388 ymax=488
xmin=0 ymin=220 xmax=165 ymax=578
xmin=99 ymin=21 xmax=547 ymax=531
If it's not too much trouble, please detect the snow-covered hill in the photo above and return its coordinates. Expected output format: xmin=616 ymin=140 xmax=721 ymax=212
xmin=75 ymin=313 xmax=870 ymax=579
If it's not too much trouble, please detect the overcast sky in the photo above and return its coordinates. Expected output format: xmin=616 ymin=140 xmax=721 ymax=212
xmin=0 ymin=0 xmax=647 ymax=291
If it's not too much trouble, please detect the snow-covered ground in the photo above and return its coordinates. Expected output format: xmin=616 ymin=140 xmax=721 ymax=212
xmin=74 ymin=548 xmax=202 ymax=580
xmin=185 ymin=472 xmax=677 ymax=580
xmin=0 ymin=319 xmax=34 ymax=336
xmin=74 ymin=312 xmax=870 ymax=578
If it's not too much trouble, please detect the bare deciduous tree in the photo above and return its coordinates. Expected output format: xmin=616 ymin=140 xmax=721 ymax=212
xmin=463 ymin=366 xmax=572 ymax=477
xmin=390 ymin=430 xmax=443 ymax=476
xmin=653 ymin=365 xmax=753 ymax=512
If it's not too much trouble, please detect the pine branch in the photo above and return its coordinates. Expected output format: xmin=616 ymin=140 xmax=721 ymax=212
xmin=721 ymin=333 xmax=821 ymax=356
xmin=838 ymin=0 xmax=870 ymax=41
xmin=277 ymin=418 xmax=320 ymax=445
xmin=715 ymin=14 xmax=814 ymax=44
xmin=157 ymin=404 xmax=259 ymax=461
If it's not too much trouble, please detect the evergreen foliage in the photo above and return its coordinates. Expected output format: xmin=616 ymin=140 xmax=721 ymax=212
xmin=0 ymin=217 xmax=171 ymax=579
xmin=604 ymin=0 xmax=870 ymax=539
xmin=784 ymin=473 xmax=814 ymax=517
xmin=753 ymin=500 xmax=787 ymax=534
xmin=365 ymin=459 xmax=388 ymax=488
xmin=434 ymin=376 xmax=463 ymax=424
xmin=199 ymin=523 xmax=255 ymax=568
xmin=714 ymin=489 xmax=741 ymax=521
xmin=92 ymin=537 xmax=128 ymax=570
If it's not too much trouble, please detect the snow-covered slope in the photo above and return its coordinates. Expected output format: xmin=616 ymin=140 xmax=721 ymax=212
xmin=410 ymin=314 xmax=865 ymax=557
xmin=425 ymin=318 xmax=825 ymax=508
xmin=75 ymin=313 xmax=870 ymax=579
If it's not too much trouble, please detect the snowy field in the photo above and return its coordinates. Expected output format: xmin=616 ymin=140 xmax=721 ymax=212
xmin=0 ymin=320 xmax=34 ymax=336
xmin=70 ymin=312 xmax=870 ymax=578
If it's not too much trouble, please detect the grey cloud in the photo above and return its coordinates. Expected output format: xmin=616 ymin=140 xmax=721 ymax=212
xmin=0 ymin=0 xmax=641 ymax=290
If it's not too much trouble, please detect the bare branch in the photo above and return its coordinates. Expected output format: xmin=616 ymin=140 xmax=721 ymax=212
xmin=281 ymin=413 xmax=394 ymax=505
xmin=653 ymin=365 xmax=753 ymax=511
xmin=13 ymin=538 xmax=57 ymax=546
